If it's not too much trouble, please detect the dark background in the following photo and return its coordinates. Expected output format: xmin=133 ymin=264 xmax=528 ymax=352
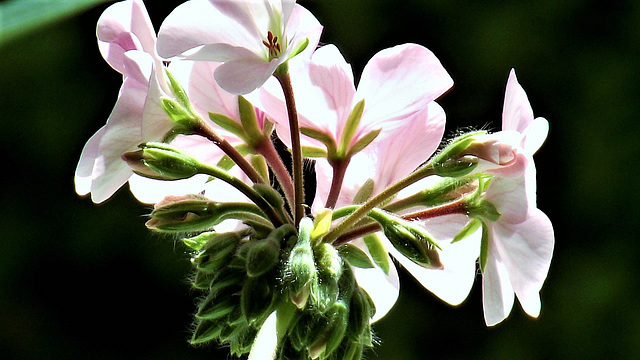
xmin=1 ymin=0 xmax=639 ymax=359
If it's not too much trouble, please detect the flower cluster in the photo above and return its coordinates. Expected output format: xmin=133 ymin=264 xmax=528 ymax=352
xmin=75 ymin=0 xmax=555 ymax=358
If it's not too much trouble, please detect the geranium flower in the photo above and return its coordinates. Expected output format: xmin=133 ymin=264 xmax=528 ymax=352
xmin=478 ymin=69 xmax=554 ymax=325
xmin=156 ymin=0 xmax=323 ymax=94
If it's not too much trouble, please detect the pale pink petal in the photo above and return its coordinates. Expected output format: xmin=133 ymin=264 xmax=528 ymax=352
xmin=350 ymin=237 xmax=400 ymax=322
xmin=215 ymin=57 xmax=281 ymax=94
xmin=248 ymin=311 xmax=278 ymax=360
xmin=285 ymin=4 xmax=323 ymax=59
xmin=356 ymin=43 xmax=453 ymax=131
xmin=188 ymin=61 xmax=240 ymax=121
xmin=502 ymin=69 xmax=534 ymax=133
xmin=157 ymin=0 xmax=262 ymax=60
xmin=141 ymin=66 xmax=173 ymax=141
xmin=97 ymin=0 xmax=156 ymax=73
xmin=484 ymin=175 xmax=529 ymax=224
xmin=522 ymin=117 xmax=549 ymax=155
xmin=493 ymin=209 xmax=554 ymax=318
xmin=128 ymin=174 xmax=211 ymax=204
xmin=482 ymin=249 xmax=515 ymax=326
xmin=75 ymin=126 xmax=107 ymax=196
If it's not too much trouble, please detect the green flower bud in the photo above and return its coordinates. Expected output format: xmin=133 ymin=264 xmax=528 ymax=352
xmin=190 ymin=319 xmax=224 ymax=345
xmin=122 ymin=142 xmax=201 ymax=180
xmin=285 ymin=218 xmax=317 ymax=309
xmin=192 ymin=270 xmax=215 ymax=290
xmin=311 ymin=300 xmax=349 ymax=358
xmin=196 ymin=290 xmax=237 ymax=320
xmin=241 ymin=277 xmax=277 ymax=325
xmin=245 ymin=238 xmax=281 ymax=278
xmin=193 ymin=232 xmax=242 ymax=273
xmin=347 ymin=288 xmax=375 ymax=344
xmin=229 ymin=326 xmax=258 ymax=357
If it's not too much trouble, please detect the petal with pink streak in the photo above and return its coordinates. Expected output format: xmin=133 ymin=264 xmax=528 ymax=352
xmin=356 ymin=43 xmax=453 ymax=131
xmin=502 ymin=69 xmax=534 ymax=133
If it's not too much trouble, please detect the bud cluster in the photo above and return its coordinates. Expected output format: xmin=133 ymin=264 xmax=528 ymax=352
xmin=183 ymin=219 xmax=376 ymax=359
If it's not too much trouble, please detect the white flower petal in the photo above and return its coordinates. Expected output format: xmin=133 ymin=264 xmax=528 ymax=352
xmin=248 ymin=311 xmax=278 ymax=360
xmin=502 ymin=69 xmax=534 ymax=133
xmin=75 ymin=126 xmax=106 ymax=196
xmin=482 ymin=248 xmax=515 ymax=326
xmin=214 ymin=57 xmax=280 ymax=94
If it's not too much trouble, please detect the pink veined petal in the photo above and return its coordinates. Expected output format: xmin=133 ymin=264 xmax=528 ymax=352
xmin=482 ymin=245 xmax=515 ymax=326
xmin=284 ymin=4 xmax=323 ymax=59
xmin=307 ymin=45 xmax=356 ymax=141
xmin=356 ymin=43 xmax=453 ymax=131
xmin=75 ymin=126 xmax=107 ymax=196
xmin=522 ymin=117 xmax=549 ymax=155
xmin=215 ymin=57 xmax=281 ymax=94
xmin=502 ymin=69 xmax=534 ymax=133
xmin=157 ymin=0 xmax=263 ymax=60
xmin=128 ymin=174 xmax=211 ymax=204
xmin=384 ymin=217 xmax=481 ymax=306
xmin=350 ymin=237 xmax=400 ymax=323
xmin=97 ymin=0 xmax=156 ymax=73
xmin=188 ymin=61 xmax=241 ymax=122
xmin=492 ymin=208 xmax=554 ymax=318
xmin=248 ymin=311 xmax=278 ymax=360
xmin=485 ymin=174 xmax=529 ymax=224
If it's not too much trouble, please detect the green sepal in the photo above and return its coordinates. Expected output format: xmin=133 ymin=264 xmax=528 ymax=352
xmin=337 ymin=99 xmax=365 ymax=157
xmin=192 ymin=270 xmax=216 ymax=290
xmin=161 ymin=97 xmax=197 ymax=128
xmin=300 ymin=127 xmax=338 ymax=155
xmin=347 ymin=288 xmax=374 ymax=343
xmin=241 ymin=277 xmax=277 ymax=325
xmin=352 ymin=178 xmax=374 ymax=204
xmin=347 ymin=128 xmax=381 ymax=157
xmin=209 ymin=269 xmax=245 ymax=295
xmin=190 ymin=319 xmax=224 ymax=345
xmin=288 ymin=37 xmax=309 ymax=60
xmin=431 ymin=131 xmax=486 ymax=164
xmin=165 ymin=69 xmax=193 ymax=113
xmin=302 ymin=146 xmax=327 ymax=158
xmin=209 ymin=112 xmax=246 ymax=140
xmin=363 ymin=234 xmax=390 ymax=275
xmin=193 ymin=232 xmax=241 ymax=272
xmin=238 ymin=95 xmax=264 ymax=147
xmin=253 ymin=183 xmax=285 ymax=211
xmin=310 ymin=300 xmax=349 ymax=358
xmin=468 ymin=200 xmax=501 ymax=222
xmin=479 ymin=221 xmax=490 ymax=273
xmin=196 ymin=294 xmax=236 ymax=320
xmin=338 ymin=244 xmax=374 ymax=269
xmin=452 ymin=218 xmax=482 ymax=243
xmin=215 ymin=143 xmax=252 ymax=171
xmin=432 ymin=157 xmax=478 ymax=177
xmin=245 ymin=238 xmax=281 ymax=277
xmin=123 ymin=142 xmax=201 ymax=181
xmin=251 ymin=154 xmax=269 ymax=182
xmin=229 ymin=326 xmax=258 ymax=357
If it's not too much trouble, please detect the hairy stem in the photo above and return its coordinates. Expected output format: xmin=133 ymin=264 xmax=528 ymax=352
xmin=275 ymin=71 xmax=304 ymax=226
xmin=254 ymin=138 xmax=295 ymax=215
xmin=325 ymin=158 xmax=350 ymax=209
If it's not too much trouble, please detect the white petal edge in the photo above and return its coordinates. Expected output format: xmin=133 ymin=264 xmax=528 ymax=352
xmin=248 ymin=311 xmax=278 ymax=360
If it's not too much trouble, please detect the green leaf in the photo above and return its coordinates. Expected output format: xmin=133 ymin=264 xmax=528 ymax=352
xmin=300 ymin=127 xmax=338 ymax=155
xmin=363 ymin=234 xmax=390 ymax=275
xmin=0 ymin=0 xmax=111 ymax=47
xmin=208 ymin=112 xmax=247 ymax=140
xmin=347 ymin=128 xmax=381 ymax=157
xmin=338 ymin=99 xmax=365 ymax=157
xmin=452 ymin=218 xmax=482 ymax=243
xmin=338 ymin=244 xmax=375 ymax=269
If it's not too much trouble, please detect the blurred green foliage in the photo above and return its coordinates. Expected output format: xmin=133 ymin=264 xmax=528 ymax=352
xmin=1 ymin=0 xmax=639 ymax=359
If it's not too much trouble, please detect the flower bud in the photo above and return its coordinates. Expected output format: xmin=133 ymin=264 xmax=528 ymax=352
xmin=122 ymin=142 xmax=201 ymax=180
xmin=245 ymin=238 xmax=281 ymax=277
xmin=190 ymin=318 xmax=224 ymax=345
xmin=347 ymin=288 xmax=375 ymax=344
xmin=193 ymin=232 xmax=242 ymax=272
xmin=196 ymin=290 xmax=237 ymax=321
xmin=241 ymin=277 xmax=277 ymax=325
xmin=285 ymin=218 xmax=318 ymax=309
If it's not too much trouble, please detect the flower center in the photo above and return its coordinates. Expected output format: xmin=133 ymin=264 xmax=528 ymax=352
xmin=262 ymin=31 xmax=281 ymax=59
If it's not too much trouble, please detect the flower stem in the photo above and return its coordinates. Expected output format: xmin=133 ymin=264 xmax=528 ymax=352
xmin=275 ymin=71 xmax=304 ymax=226
xmin=323 ymin=163 xmax=436 ymax=243
xmin=199 ymin=163 xmax=283 ymax=226
xmin=333 ymin=200 xmax=468 ymax=246
xmin=325 ymin=158 xmax=350 ymax=209
xmin=193 ymin=121 xmax=266 ymax=185
xmin=254 ymin=138 xmax=295 ymax=215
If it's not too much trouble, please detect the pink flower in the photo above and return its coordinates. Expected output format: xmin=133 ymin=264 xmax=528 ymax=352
xmin=156 ymin=0 xmax=323 ymax=94
xmin=479 ymin=69 xmax=554 ymax=326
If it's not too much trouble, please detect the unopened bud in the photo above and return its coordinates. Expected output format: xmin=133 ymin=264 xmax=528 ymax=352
xmin=286 ymin=218 xmax=317 ymax=309
xmin=122 ymin=142 xmax=201 ymax=180
xmin=190 ymin=319 xmax=224 ymax=345
xmin=241 ymin=277 xmax=277 ymax=325
xmin=245 ymin=238 xmax=281 ymax=278
xmin=193 ymin=232 xmax=242 ymax=272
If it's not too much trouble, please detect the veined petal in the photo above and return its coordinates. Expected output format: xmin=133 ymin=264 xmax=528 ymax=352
xmin=493 ymin=209 xmax=554 ymax=318
xmin=502 ymin=69 xmax=534 ymax=134
xmin=350 ymin=237 xmax=400 ymax=322
xmin=75 ymin=126 xmax=107 ymax=196
xmin=215 ymin=57 xmax=281 ymax=94
xmin=188 ymin=61 xmax=240 ymax=122
xmin=356 ymin=43 xmax=453 ymax=131
xmin=157 ymin=0 xmax=263 ymax=60
xmin=482 ymin=246 xmax=515 ymax=326
xmin=484 ymin=174 xmax=529 ymax=224
xmin=97 ymin=0 xmax=157 ymax=73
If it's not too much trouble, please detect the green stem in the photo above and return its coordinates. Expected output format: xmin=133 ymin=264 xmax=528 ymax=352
xmin=275 ymin=71 xmax=304 ymax=226
xmin=199 ymin=164 xmax=283 ymax=226
xmin=332 ymin=199 xmax=468 ymax=246
xmin=193 ymin=121 xmax=266 ymax=186
xmin=325 ymin=158 xmax=350 ymax=209
xmin=323 ymin=163 xmax=436 ymax=243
